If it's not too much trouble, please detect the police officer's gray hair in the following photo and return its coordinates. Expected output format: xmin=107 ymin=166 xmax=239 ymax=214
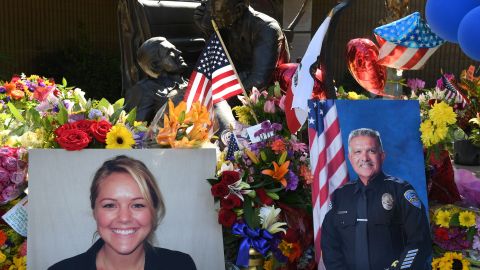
xmin=348 ymin=128 xmax=384 ymax=152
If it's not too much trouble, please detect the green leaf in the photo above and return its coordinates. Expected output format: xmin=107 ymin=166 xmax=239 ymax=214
xmin=178 ymin=111 xmax=185 ymax=123
xmin=57 ymin=101 xmax=68 ymax=125
xmin=62 ymin=77 xmax=67 ymax=87
xmin=7 ymin=103 xmax=25 ymax=122
xmin=109 ymin=108 xmax=124 ymax=124
xmin=28 ymin=107 xmax=41 ymax=126
xmin=266 ymin=192 xmax=279 ymax=200
xmin=243 ymin=196 xmax=254 ymax=228
xmin=206 ymin=178 xmax=219 ymax=186
xmin=113 ymin=98 xmax=125 ymax=110
xmin=125 ymin=108 xmax=137 ymax=126
xmin=98 ymin=98 xmax=111 ymax=109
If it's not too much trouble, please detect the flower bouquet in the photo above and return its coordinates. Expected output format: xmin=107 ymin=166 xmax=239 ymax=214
xmin=209 ymin=81 xmax=315 ymax=270
xmin=0 ymin=198 xmax=27 ymax=270
xmin=0 ymin=147 xmax=27 ymax=204
xmin=1 ymin=74 xmax=146 ymax=150
xmin=431 ymin=204 xmax=480 ymax=267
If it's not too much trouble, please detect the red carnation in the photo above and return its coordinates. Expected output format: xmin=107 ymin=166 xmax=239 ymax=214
xmin=218 ymin=208 xmax=237 ymax=227
xmin=56 ymin=129 xmax=91 ymax=151
xmin=221 ymin=171 xmax=240 ymax=185
xmin=54 ymin=123 xmax=75 ymax=137
xmin=211 ymin=183 xmax=229 ymax=198
xmin=72 ymin=119 xmax=94 ymax=135
xmin=220 ymin=195 xmax=242 ymax=209
xmin=434 ymin=227 xmax=450 ymax=241
xmin=256 ymin=188 xmax=274 ymax=205
xmin=90 ymin=120 xmax=112 ymax=143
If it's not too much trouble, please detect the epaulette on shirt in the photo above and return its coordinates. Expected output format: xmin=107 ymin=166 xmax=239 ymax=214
xmin=384 ymin=175 xmax=407 ymax=184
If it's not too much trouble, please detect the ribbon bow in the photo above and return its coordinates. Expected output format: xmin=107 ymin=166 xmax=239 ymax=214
xmin=232 ymin=222 xmax=274 ymax=267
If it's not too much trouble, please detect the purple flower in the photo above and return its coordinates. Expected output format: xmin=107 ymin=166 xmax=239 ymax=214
xmin=436 ymin=73 xmax=455 ymax=89
xmin=0 ymin=86 xmax=6 ymax=93
xmin=0 ymin=167 xmax=11 ymax=185
xmin=476 ymin=215 xmax=480 ymax=231
xmin=88 ymin=109 xmax=103 ymax=119
xmin=407 ymin=78 xmax=425 ymax=92
xmin=63 ymin=100 xmax=74 ymax=110
xmin=473 ymin=235 xmax=480 ymax=251
xmin=10 ymin=171 xmax=25 ymax=185
xmin=68 ymin=113 xmax=85 ymax=122
xmin=290 ymin=138 xmax=307 ymax=152
xmin=2 ymin=156 xmax=18 ymax=171
xmin=1 ymin=185 xmax=20 ymax=203
xmin=286 ymin=171 xmax=299 ymax=191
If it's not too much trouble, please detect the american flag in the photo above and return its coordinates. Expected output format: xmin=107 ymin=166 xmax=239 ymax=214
xmin=441 ymin=74 xmax=469 ymax=107
xmin=374 ymin=12 xmax=444 ymax=70
xmin=183 ymin=33 xmax=243 ymax=111
xmin=225 ymin=132 xmax=239 ymax=161
xmin=307 ymin=99 xmax=348 ymax=268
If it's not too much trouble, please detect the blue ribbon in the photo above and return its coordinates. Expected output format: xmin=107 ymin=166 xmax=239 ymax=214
xmin=232 ymin=222 xmax=274 ymax=267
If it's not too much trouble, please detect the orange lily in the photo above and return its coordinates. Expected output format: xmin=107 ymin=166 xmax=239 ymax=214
xmin=156 ymin=116 xmax=178 ymax=146
xmin=262 ymin=161 xmax=290 ymax=187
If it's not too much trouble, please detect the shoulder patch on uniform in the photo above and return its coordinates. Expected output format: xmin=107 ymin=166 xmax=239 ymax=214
xmin=384 ymin=175 xmax=406 ymax=184
xmin=404 ymin=189 xmax=421 ymax=209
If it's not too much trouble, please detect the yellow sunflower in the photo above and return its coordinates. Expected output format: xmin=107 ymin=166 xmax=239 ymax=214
xmin=432 ymin=252 xmax=470 ymax=270
xmin=458 ymin=211 xmax=476 ymax=227
xmin=105 ymin=124 xmax=135 ymax=149
xmin=435 ymin=209 xmax=452 ymax=228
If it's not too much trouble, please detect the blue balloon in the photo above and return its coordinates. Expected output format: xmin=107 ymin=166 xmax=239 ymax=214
xmin=426 ymin=0 xmax=480 ymax=43
xmin=458 ymin=6 xmax=480 ymax=61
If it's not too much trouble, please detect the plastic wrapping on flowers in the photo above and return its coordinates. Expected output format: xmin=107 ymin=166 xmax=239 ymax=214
xmin=430 ymin=204 xmax=480 ymax=267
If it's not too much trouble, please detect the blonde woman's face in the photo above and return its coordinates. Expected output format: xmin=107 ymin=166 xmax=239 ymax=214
xmin=93 ymin=172 xmax=153 ymax=255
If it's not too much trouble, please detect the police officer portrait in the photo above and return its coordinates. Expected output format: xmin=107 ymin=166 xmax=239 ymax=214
xmin=320 ymin=100 xmax=433 ymax=270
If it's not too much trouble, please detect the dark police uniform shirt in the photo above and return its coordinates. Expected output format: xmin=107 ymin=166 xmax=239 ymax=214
xmin=321 ymin=172 xmax=431 ymax=270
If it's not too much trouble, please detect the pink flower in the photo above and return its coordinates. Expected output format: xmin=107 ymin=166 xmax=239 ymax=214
xmin=407 ymin=78 xmax=425 ymax=92
xmin=33 ymin=85 xmax=54 ymax=102
xmin=18 ymin=240 xmax=27 ymax=257
xmin=436 ymin=73 xmax=455 ymax=89
xmin=1 ymin=185 xmax=20 ymax=203
xmin=2 ymin=156 xmax=18 ymax=171
xmin=0 ymin=167 xmax=11 ymax=185
xmin=263 ymin=100 xmax=276 ymax=113
xmin=290 ymin=138 xmax=307 ymax=152
xmin=250 ymin=87 xmax=261 ymax=104
xmin=10 ymin=171 xmax=25 ymax=185
xmin=279 ymin=95 xmax=286 ymax=111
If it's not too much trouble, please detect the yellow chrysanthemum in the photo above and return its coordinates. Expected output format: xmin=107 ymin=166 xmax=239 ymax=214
xmin=420 ymin=120 xmax=435 ymax=147
xmin=435 ymin=210 xmax=452 ymax=228
xmin=429 ymin=102 xmax=457 ymax=126
xmin=458 ymin=211 xmax=476 ymax=227
xmin=433 ymin=123 xmax=448 ymax=144
xmin=347 ymin=91 xmax=360 ymax=100
xmin=232 ymin=106 xmax=254 ymax=125
xmin=105 ymin=124 xmax=135 ymax=149
xmin=0 ymin=251 xmax=6 ymax=264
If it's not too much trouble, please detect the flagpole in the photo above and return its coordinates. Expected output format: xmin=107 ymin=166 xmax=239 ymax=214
xmin=211 ymin=19 xmax=259 ymax=124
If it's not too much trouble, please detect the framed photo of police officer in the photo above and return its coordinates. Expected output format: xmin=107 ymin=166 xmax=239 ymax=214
xmin=319 ymin=100 xmax=431 ymax=270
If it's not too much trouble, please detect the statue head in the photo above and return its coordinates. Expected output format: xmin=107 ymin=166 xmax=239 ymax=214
xmin=137 ymin=37 xmax=187 ymax=78
xmin=211 ymin=0 xmax=250 ymax=29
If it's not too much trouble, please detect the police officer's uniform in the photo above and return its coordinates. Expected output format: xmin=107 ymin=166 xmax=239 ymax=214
xmin=321 ymin=172 xmax=431 ymax=270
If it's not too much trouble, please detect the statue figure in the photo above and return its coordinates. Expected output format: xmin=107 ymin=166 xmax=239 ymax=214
xmin=125 ymin=37 xmax=188 ymax=124
xmin=380 ymin=0 xmax=410 ymax=27
xmin=193 ymin=0 xmax=290 ymax=92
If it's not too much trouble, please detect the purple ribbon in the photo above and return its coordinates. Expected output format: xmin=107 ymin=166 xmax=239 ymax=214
xmin=232 ymin=222 xmax=273 ymax=267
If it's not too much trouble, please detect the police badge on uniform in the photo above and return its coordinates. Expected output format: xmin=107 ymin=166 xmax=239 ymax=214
xmin=381 ymin=193 xmax=394 ymax=210
xmin=404 ymin=189 xmax=421 ymax=209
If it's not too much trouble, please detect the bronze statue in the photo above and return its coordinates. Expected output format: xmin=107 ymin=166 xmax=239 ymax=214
xmin=194 ymin=0 xmax=290 ymax=92
xmin=124 ymin=37 xmax=188 ymax=123
xmin=380 ymin=0 xmax=410 ymax=24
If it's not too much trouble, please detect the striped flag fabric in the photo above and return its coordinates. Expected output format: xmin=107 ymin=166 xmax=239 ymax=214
xmin=307 ymin=99 xmax=349 ymax=269
xmin=441 ymin=74 xmax=469 ymax=107
xmin=285 ymin=15 xmax=332 ymax=134
xmin=374 ymin=12 xmax=444 ymax=70
xmin=183 ymin=33 xmax=243 ymax=111
xmin=225 ymin=131 xmax=239 ymax=161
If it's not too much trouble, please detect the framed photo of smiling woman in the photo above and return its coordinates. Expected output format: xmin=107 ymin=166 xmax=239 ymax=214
xmin=27 ymin=149 xmax=224 ymax=270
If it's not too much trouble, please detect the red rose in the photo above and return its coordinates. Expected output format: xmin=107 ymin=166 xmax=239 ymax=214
xmin=56 ymin=129 xmax=91 ymax=151
xmin=221 ymin=171 xmax=240 ymax=185
xmin=72 ymin=120 xmax=94 ymax=135
xmin=211 ymin=183 xmax=229 ymax=198
xmin=220 ymin=195 xmax=242 ymax=209
xmin=256 ymin=188 xmax=274 ymax=205
xmin=90 ymin=120 xmax=112 ymax=143
xmin=54 ymin=123 xmax=75 ymax=136
xmin=218 ymin=208 xmax=237 ymax=227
